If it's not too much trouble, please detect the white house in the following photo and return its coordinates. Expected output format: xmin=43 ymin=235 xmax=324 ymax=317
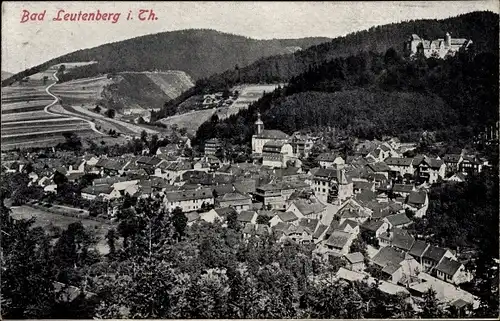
xmin=262 ymin=142 xmax=294 ymax=168
xmin=163 ymin=187 xmax=214 ymax=212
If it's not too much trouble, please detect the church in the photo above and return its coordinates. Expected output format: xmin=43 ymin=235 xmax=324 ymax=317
xmin=251 ymin=112 xmax=294 ymax=168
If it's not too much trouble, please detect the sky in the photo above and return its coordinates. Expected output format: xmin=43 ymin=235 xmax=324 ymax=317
xmin=2 ymin=1 xmax=498 ymax=73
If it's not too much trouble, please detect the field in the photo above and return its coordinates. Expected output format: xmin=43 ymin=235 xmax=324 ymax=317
xmin=10 ymin=205 xmax=114 ymax=254
xmin=158 ymin=83 xmax=284 ymax=133
xmin=1 ymin=69 xmax=104 ymax=151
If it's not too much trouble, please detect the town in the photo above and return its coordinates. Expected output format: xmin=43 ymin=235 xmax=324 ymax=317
xmin=1 ymin=3 xmax=498 ymax=319
xmin=2 ymin=102 xmax=498 ymax=316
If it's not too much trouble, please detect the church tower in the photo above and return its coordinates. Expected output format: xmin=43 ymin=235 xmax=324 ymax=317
xmin=445 ymin=32 xmax=451 ymax=48
xmin=255 ymin=112 xmax=264 ymax=135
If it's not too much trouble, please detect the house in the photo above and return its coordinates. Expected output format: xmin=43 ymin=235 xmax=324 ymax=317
xmin=384 ymin=213 xmax=412 ymax=229
xmin=384 ymin=157 xmax=415 ymax=177
xmin=38 ymin=176 xmax=57 ymax=193
xmin=405 ymin=32 xmax=473 ymax=59
xmin=254 ymin=182 xmax=307 ymax=210
xmin=81 ymin=185 xmax=115 ymax=200
xmin=154 ymin=161 xmax=192 ymax=184
xmin=344 ymin=252 xmax=365 ymax=272
xmin=243 ymin=223 xmax=271 ymax=239
xmin=311 ymin=166 xmax=353 ymax=205
xmin=216 ymin=192 xmax=252 ymax=212
xmin=68 ymin=160 xmax=86 ymax=173
xmin=251 ymin=113 xmax=290 ymax=155
xmin=421 ymin=245 xmax=455 ymax=272
xmin=386 ymin=228 xmax=415 ymax=252
xmin=366 ymin=162 xmax=391 ymax=178
xmin=391 ymin=184 xmax=415 ymax=198
xmin=334 ymin=198 xmax=371 ymax=226
xmin=447 ymin=172 xmax=466 ymax=183
xmin=409 ymin=273 xmax=478 ymax=308
xmin=435 ymin=257 xmax=472 ymax=285
xmin=163 ymin=187 xmax=214 ymax=212
xmin=238 ymin=210 xmax=258 ymax=225
xmin=269 ymin=211 xmax=299 ymax=227
xmin=443 ymin=154 xmax=463 ymax=174
xmin=415 ymin=156 xmax=446 ymax=184
xmin=186 ymin=211 xmax=201 ymax=227
xmin=312 ymin=224 xmax=328 ymax=244
xmin=371 ymin=246 xmax=420 ymax=284
xmin=83 ymin=154 xmax=99 ymax=166
xmin=286 ymin=199 xmax=326 ymax=220
xmin=210 ymin=207 xmax=237 ymax=223
xmin=405 ymin=190 xmax=429 ymax=218
xmin=408 ymin=240 xmax=430 ymax=267
xmin=459 ymin=155 xmax=482 ymax=175
xmin=352 ymin=180 xmax=375 ymax=194
xmin=360 ymin=219 xmax=389 ymax=239
xmin=316 ymin=152 xmax=345 ymax=169
xmin=156 ymin=144 xmax=181 ymax=157
xmin=261 ymin=142 xmax=294 ymax=168
xmin=290 ymin=137 xmax=314 ymax=158
xmin=324 ymin=230 xmax=356 ymax=255
xmin=136 ymin=156 xmax=164 ymax=170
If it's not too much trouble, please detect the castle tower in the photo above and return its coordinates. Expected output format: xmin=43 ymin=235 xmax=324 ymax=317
xmin=445 ymin=32 xmax=451 ymax=48
xmin=255 ymin=112 xmax=264 ymax=135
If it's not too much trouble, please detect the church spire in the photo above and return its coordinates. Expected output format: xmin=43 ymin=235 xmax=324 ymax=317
xmin=255 ymin=111 xmax=264 ymax=135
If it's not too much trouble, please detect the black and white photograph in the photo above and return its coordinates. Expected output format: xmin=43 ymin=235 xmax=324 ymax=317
xmin=1 ymin=1 xmax=499 ymax=319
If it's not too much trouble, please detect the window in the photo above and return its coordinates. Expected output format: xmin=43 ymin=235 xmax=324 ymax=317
xmin=322 ymin=189 xmax=326 ymax=193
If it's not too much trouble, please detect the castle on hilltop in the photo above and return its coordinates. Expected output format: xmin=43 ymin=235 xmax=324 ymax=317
xmin=404 ymin=32 xmax=473 ymax=59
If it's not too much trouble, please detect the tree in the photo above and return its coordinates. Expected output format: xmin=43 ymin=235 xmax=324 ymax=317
xmin=226 ymin=210 xmax=240 ymax=231
xmin=419 ymin=288 xmax=446 ymax=318
xmin=140 ymin=130 xmax=148 ymax=143
xmin=93 ymin=105 xmax=101 ymax=113
xmin=58 ymin=64 xmax=66 ymax=74
xmin=171 ymin=207 xmax=187 ymax=242
xmin=106 ymin=228 xmax=118 ymax=257
xmin=105 ymin=109 xmax=116 ymax=118
xmin=256 ymin=215 xmax=270 ymax=225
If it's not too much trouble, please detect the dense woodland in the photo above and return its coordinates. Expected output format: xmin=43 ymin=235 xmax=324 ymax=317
xmin=1 ymin=30 xmax=330 ymax=87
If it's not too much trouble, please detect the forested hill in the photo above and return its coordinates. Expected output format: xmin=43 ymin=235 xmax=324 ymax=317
xmin=152 ymin=11 xmax=498 ymax=120
xmin=193 ymin=48 xmax=499 ymax=151
xmin=1 ymin=29 xmax=330 ymax=86
xmin=206 ymin=11 xmax=498 ymax=85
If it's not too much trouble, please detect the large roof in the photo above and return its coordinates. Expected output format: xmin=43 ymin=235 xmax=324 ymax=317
xmin=422 ymin=245 xmax=448 ymax=262
xmin=255 ymin=129 xmax=289 ymax=139
xmin=409 ymin=240 xmax=429 ymax=258
xmin=371 ymin=246 xmax=405 ymax=268
xmin=435 ymin=257 xmax=462 ymax=276
xmin=165 ymin=187 xmax=213 ymax=202
xmin=325 ymin=230 xmax=352 ymax=249
xmin=385 ymin=213 xmax=412 ymax=227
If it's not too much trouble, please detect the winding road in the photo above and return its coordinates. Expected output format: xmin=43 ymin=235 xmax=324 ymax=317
xmin=44 ymin=71 xmax=104 ymax=135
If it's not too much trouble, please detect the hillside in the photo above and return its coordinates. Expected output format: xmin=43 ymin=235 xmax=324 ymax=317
xmin=51 ymin=71 xmax=194 ymax=114
xmin=194 ymin=46 xmax=498 ymax=150
xmin=1 ymin=71 xmax=13 ymax=80
xmin=2 ymin=29 xmax=331 ymax=87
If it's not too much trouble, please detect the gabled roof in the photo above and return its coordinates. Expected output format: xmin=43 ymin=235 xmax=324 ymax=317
xmin=220 ymin=192 xmax=250 ymax=202
xmin=256 ymin=129 xmax=289 ymax=139
xmin=435 ymin=257 xmax=462 ymax=276
xmin=278 ymin=211 xmax=298 ymax=222
xmin=185 ymin=211 xmax=200 ymax=223
xmin=214 ymin=207 xmax=237 ymax=218
xmin=391 ymin=228 xmax=415 ymax=251
xmin=291 ymin=199 xmax=326 ymax=216
xmin=385 ymin=157 xmax=413 ymax=167
xmin=213 ymin=184 xmax=235 ymax=196
xmin=238 ymin=210 xmax=256 ymax=223
xmin=361 ymin=219 xmax=385 ymax=232
xmin=367 ymin=162 xmax=391 ymax=173
xmin=407 ymin=190 xmax=427 ymax=205
xmin=81 ymin=185 xmax=113 ymax=195
xmin=385 ymin=213 xmax=411 ymax=227
xmin=344 ymin=252 xmax=364 ymax=264
xmin=298 ymin=218 xmax=319 ymax=234
xmin=421 ymin=156 xmax=444 ymax=169
xmin=353 ymin=180 xmax=375 ymax=191
xmin=392 ymin=184 xmax=414 ymax=194
xmin=312 ymin=224 xmax=328 ymax=239
xmin=422 ymin=245 xmax=448 ymax=262
xmin=316 ymin=152 xmax=342 ymax=162
xmin=325 ymin=230 xmax=352 ymax=249
xmin=165 ymin=187 xmax=213 ymax=202
xmin=371 ymin=246 xmax=405 ymax=268
xmin=443 ymin=154 xmax=462 ymax=163
xmin=409 ymin=240 xmax=429 ymax=258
